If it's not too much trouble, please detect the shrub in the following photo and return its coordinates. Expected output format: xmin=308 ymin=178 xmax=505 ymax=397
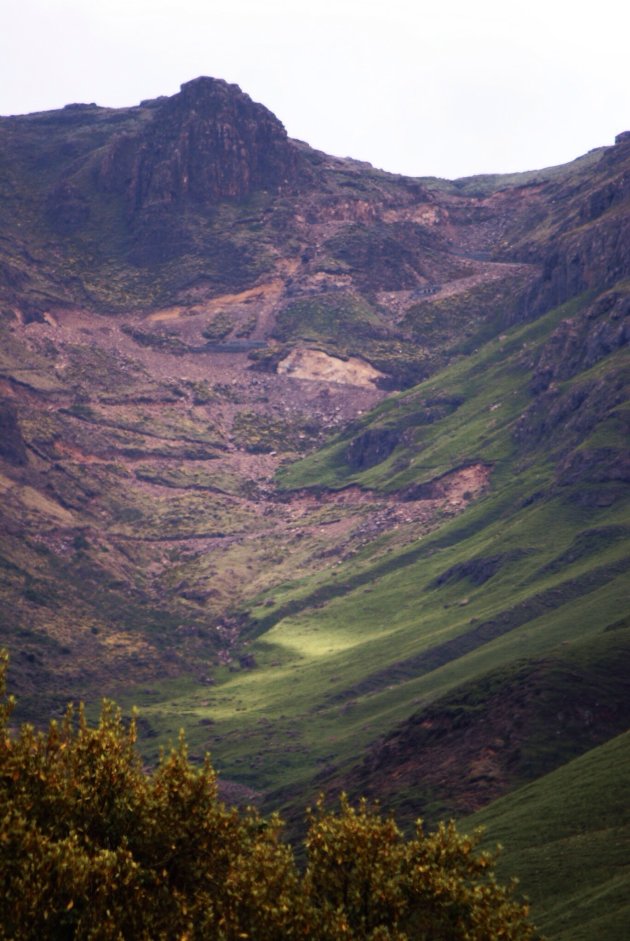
xmin=0 ymin=652 xmax=539 ymax=939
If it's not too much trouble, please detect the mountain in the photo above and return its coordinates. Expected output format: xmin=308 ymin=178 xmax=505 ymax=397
xmin=1 ymin=78 xmax=628 ymax=937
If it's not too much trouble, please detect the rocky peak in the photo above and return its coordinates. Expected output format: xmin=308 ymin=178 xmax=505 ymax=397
xmin=99 ymin=76 xmax=305 ymax=211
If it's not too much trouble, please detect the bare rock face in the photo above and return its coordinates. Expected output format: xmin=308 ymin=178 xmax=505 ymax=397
xmin=0 ymin=400 xmax=27 ymax=465
xmin=345 ymin=427 xmax=402 ymax=470
xmin=99 ymin=77 xmax=305 ymax=211
xmin=529 ymin=290 xmax=630 ymax=393
xmin=518 ymin=136 xmax=630 ymax=315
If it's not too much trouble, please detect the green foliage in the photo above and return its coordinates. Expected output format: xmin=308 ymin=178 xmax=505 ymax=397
xmin=304 ymin=795 xmax=536 ymax=940
xmin=0 ymin=654 xmax=538 ymax=940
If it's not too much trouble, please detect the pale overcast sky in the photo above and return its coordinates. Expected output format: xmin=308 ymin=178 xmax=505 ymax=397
xmin=1 ymin=0 xmax=628 ymax=180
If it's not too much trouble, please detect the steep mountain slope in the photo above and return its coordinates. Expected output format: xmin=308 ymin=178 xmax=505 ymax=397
xmin=468 ymin=728 xmax=630 ymax=941
xmin=0 ymin=77 xmax=629 ymax=936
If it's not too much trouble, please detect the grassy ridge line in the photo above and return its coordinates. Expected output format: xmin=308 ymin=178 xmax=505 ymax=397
xmin=467 ymin=730 xmax=630 ymax=941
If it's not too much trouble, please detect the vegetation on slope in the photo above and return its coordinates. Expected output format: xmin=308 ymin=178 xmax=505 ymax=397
xmin=468 ymin=730 xmax=630 ymax=941
xmin=0 ymin=655 xmax=538 ymax=941
xmin=182 ymin=287 xmax=628 ymax=803
xmin=336 ymin=624 xmax=630 ymax=823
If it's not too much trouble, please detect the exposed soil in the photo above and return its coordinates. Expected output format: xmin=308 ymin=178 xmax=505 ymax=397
xmin=277 ymin=348 xmax=384 ymax=387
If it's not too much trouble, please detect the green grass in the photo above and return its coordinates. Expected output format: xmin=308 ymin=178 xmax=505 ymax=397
xmin=467 ymin=731 xmax=630 ymax=941
xmin=134 ymin=499 xmax=629 ymax=792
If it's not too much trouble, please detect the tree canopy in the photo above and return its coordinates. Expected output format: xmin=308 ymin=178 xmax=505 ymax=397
xmin=0 ymin=652 xmax=539 ymax=940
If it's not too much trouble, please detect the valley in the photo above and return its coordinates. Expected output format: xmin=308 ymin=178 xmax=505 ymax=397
xmin=0 ymin=77 xmax=629 ymax=938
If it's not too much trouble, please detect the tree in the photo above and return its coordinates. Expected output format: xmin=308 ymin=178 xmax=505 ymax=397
xmin=0 ymin=652 xmax=539 ymax=939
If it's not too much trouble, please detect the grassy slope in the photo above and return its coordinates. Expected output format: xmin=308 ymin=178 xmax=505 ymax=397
xmin=124 ymin=285 xmax=628 ymax=941
xmin=134 ymin=289 xmax=629 ymax=816
xmin=467 ymin=730 xmax=630 ymax=941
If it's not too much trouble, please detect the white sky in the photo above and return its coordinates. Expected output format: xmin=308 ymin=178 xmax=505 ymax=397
xmin=2 ymin=0 xmax=628 ymax=179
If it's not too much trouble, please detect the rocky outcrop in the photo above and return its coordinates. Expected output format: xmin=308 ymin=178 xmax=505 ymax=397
xmin=345 ymin=426 xmax=400 ymax=470
xmin=26 ymin=78 xmax=311 ymax=272
xmin=97 ymin=77 xmax=306 ymax=211
xmin=556 ymin=448 xmax=630 ymax=487
xmin=516 ymin=138 xmax=630 ymax=316
xmin=514 ymin=286 xmax=629 ymax=499
xmin=528 ymin=289 xmax=630 ymax=393
xmin=0 ymin=399 xmax=27 ymax=465
xmin=45 ymin=182 xmax=91 ymax=235
xmin=514 ymin=370 xmax=627 ymax=454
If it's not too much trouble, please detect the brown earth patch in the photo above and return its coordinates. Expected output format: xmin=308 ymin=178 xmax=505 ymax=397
xmin=277 ymin=348 xmax=385 ymax=387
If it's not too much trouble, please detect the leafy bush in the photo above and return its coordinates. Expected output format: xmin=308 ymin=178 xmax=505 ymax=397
xmin=0 ymin=652 xmax=539 ymax=939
